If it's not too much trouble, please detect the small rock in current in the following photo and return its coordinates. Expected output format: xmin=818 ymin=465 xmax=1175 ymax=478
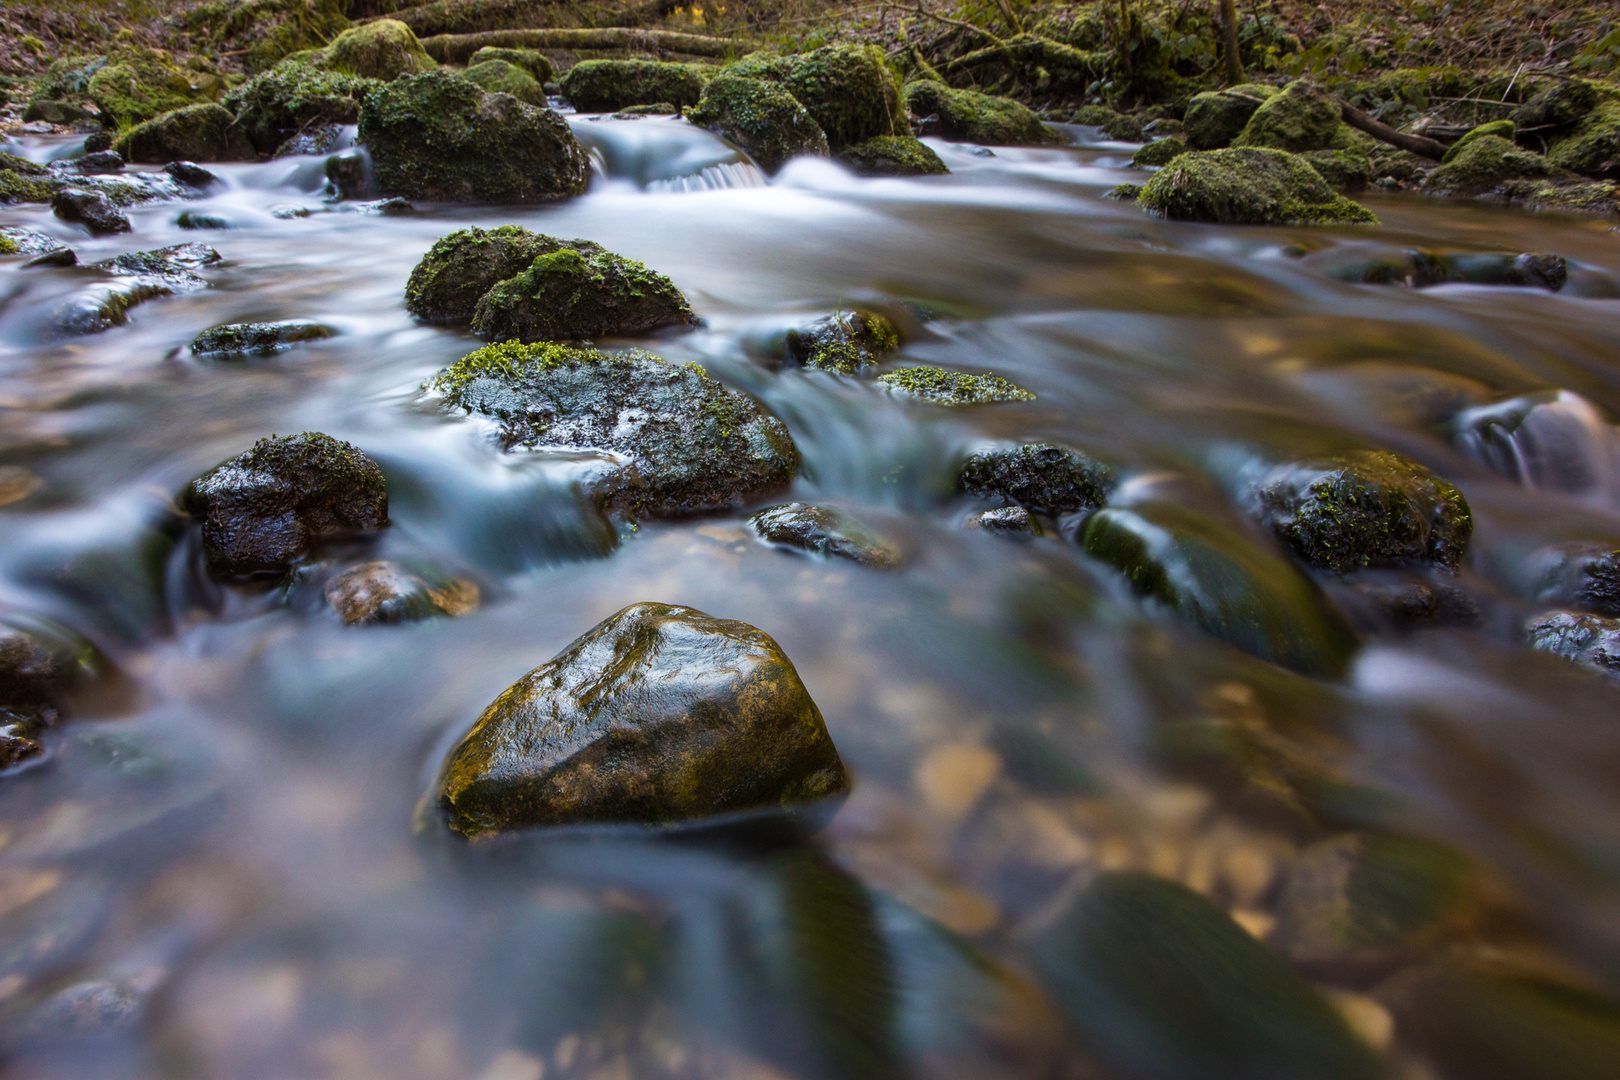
xmin=90 ymin=242 xmax=220 ymax=290
xmin=176 ymin=210 xmax=231 ymax=230
xmin=969 ymin=505 xmax=1039 ymax=536
xmin=51 ymin=189 xmax=131 ymax=235
xmin=749 ymin=503 xmax=904 ymax=568
xmin=1525 ymin=609 xmax=1620 ymax=678
xmin=190 ymin=320 xmax=334 ymax=357
xmin=959 ymin=443 xmax=1113 ymax=515
xmin=323 ymin=561 xmax=479 ymax=625
xmin=163 ymin=161 xmax=218 ymax=187
xmin=23 ymin=248 xmax=76 ymax=269
xmin=878 ymin=366 xmax=1035 ymax=406
xmin=75 ymin=151 xmax=125 ymax=174
xmin=1522 ymin=542 xmax=1620 ymax=615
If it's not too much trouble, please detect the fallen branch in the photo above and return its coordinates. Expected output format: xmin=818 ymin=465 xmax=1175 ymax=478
xmin=420 ymin=27 xmax=747 ymax=63
xmin=1339 ymin=100 xmax=1448 ymax=161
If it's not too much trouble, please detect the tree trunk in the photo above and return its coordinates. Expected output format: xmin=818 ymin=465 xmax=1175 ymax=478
xmin=1219 ymin=0 xmax=1244 ymax=86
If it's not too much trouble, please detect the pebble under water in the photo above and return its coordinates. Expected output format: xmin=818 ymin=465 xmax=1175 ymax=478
xmin=2 ymin=116 xmax=1620 ymax=1080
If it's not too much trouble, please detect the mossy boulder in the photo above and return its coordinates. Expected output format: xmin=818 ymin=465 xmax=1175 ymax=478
xmin=1233 ymin=79 xmax=1345 ymax=153
xmin=462 ymin=59 xmax=544 ymax=106
xmin=323 ymin=561 xmax=477 ymax=624
xmin=878 ymin=366 xmax=1035 ymax=406
xmin=1547 ymin=100 xmax=1620 ymax=181
xmin=1442 ymin=119 xmax=1516 ymax=164
xmin=785 ymin=310 xmax=899 ymax=374
xmin=471 ymin=245 xmax=695 ymax=343
xmin=405 ymin=225 xmax=555 ymax=323
xmin=958 ymin=443 xmax=1114 ymax=515
xmin=358 ymin=70 xmax=590 ymax=202
xmin=732 ymin=45 xmax=901 ymax=151
xmin=1423 ymin=135 xmax=1548 ymax=196
xmin=684 ymin=75 xmax=829 ymax=175
xmin=223 ymin=61 xmax=379 ymax=155
xmin=902 ymin=81 xmax=1062 ymax=146
xmin=188 ymin=0 xmax=351 ymax=73
xmin=749 ymin=503 xmax=903 ymax=568
xmin=181 ymin=432 xmax=389 ymax=577
xmin=1183 ymin=84 xmax=1277 ymax=150
xmin=468 ymin=47 xmax=552 ymax=85
xmin=114 ymin=103 xmax=256 ymax=164
xmin=559 ymin=59 xmax=706 ymax=113
xmin=1510 ymin=78 xmax=1601 ymax=135
xmin=1029 ymin=872 xmax=1383 ymax=1080
xmin=431 ymin=342 xmax=798 ymax=518
xmin=1525 ymin=610 xmax=1620 ymax=679
xmin=1136 ymin=148 xmax=1378 ymax=225
xmin=835 ymin=135 xmax=948 ymax=177
xmin=0 ymin=155 xmax=57 ymax=206
xmin=1132 ymin=137 xmax=1187 ymax=168
xmin=435 ymin=602 xmax=849 ymax=836
xmin=87 ymin=46 xmax=214 ymax=130
xmin=1299 ymin=147 xmax=1371 ymax=190
xmin=313 ymin=20 xmax=435 ymax=81
xmin=190 ymin=320 xmax=334 ymax=356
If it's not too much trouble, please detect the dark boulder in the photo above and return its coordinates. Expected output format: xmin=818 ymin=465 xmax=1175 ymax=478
xmin=113 ymin=103 xmax=255 ymax=164
xmin=51 ymin=190 xmax=130 ymax=235
xmin=405 ymin=225 xmax=557 ymax=324
xmin=1521 ymin=542 xmax=1620 ymax=615
xmin=732 ymin=45 xmax=902 ymax=150
xmin=958 ymin=443 xmax=1114 ymax=515
xmin=749 ymin=503 xmax=903 ymax=568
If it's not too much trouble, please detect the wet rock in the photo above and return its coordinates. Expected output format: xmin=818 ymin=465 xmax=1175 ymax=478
xmin=323 ymin=148 xmax=368 ymax=200
xmin=0 ymin=712 xmax=44 ymax=769
xmin=51 ymin=189 xmax=131 ymax=235
xmin=877 ymin=366 xmax=1035 ymax=406
xmin=405 ymin=224 xmax=559 ymax=324
xmin=365 ymin=196 xmax=413 ymax=216
xmin=684 ymin=75 xmax=829 ymax=176
xmin=1272 ymin=832 xmax=1481 ymax=976
xmin=271 ymin=123 xmax=344 ymax=158
xmin=91 ymin=242 xmax=221 ymax=289
xmin=1080 ymin=483 xmax=1358 ymax=676
xmin=113 ymin=103 xmax=255 ymax=164
xmin=181 ymin=432 xmax=389 ymax=577
xmin=358 ymin=70 xmax=590 ymax=202
xmin=313 ymin=19 xmax=436 ymax=81
xmin=53 ymin=281 xmax=174 ymax=336
xmin=958 ymin=443 xmax=1114 ymax=515
xmin=1106 ymin=182 xmax=1144 ymax=200
xmin=163 ymin=160 xmax=218 ymax=187
xmin=463 ymin=58 xmax=544 ymax=106
xmin=469 ymin=47 xmax=553 ymax=85
xmin=1451 ymin=390 xmax=1614 ymax=494
xmin=190 ymin=320 xmax=334 ymax=357
xmin=901 ymin=81 xmax=1061 ymax=146
xmin=732 ymin=45 xmax=902 ymax=150
xmin=560 ymin=59 xmax=706 ymax=113
xmin=969 ymin=505 xmax=1039 ymax=536
xmin=835 ymin=135 xmax=949 ymax=177
xmin=1338 ymin=578 xmax=1482 ymax=632
xmin=17 ymin=977 xmax=150 ymax=1040
xmin=470 ymin=244 xmax=695 ymax=343
xmin=0 ymin=617 xmax=91 ymax=718
xmin=1029 ymin=872 xmax=1383 ymax=1080
xmin=87 ymin=45 xmax=212 ymax=129
xmin=323 ymin=561 xmax=478 ymax=624
xmin=52 ymin=243 xmax=222 ymax=335
xmin=1131 ymin=136 xmax=1187 ymax=168
xmin=1442 ymin=119 xmax=1515 ymax=163
xmin=1135 ymin=148 xmax=1378 ymax=225
xmin=1377 ymin=952 xmax=1620 ymax=1080
xmin=0 ymin=227 xmax=70 ymax=258
xmin=1239 ymin=450 xmax=1472 ymax=573
xmin=434 ymin=601 xmax=849 ymax=835
xmin=1546 ymin=100 xmax=1620 ymax=181
xmin=432 ymin=341 xmax=798 ymax=518
xmin=1183 ymin=85 xmax=1278 ymax=150
xmin=223 ymin=61 xmax=379 ymax=155
xmin=73 ymin=151 xmax=126 ymax=174
xmin=1525 ymin=609 xmax=1620 ymax=678
xmin=0 ymin=154 xmax=55 ymax=205
xmin=749 ymin=503 xmax=903 ymax=568
xmin=1233 ymin=79 xmax=1347 ymax=153
xmin=616 ymin=103 xmax=678 ymax=116
xmin=1421 ymin=135 xmax=1548 ymax=196
xmin=1331 ymin=249 xmax=1566 ymax=290
xmin=1521 ymin=542 xmax=1620 ymax=616
xmin=23 ymin=248 xmax=77 ymax=269
xmin=176 ymin=210 xmax=231 ymax=230
xmin=785 ymin=310 xmax=899 ymax=373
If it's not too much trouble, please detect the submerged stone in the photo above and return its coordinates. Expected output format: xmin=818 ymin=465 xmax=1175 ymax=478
xmin=323 ymin=561 xmax=478 ymax=624
xmin=1029 ymin=872 xmax=1383 ymax=1080
xmin=190 ymin=320 xmax=334 ymax=357
xmin=1525 ymin=609 xmax=1620 ymax=678
xmin=177 ymin=210 xmax=232 ymax=230
xmin=359 ymin=70 xmax=590 ymax=202
xmin=431 ymin=341 xmax=798 ymax=518
xmin=468 ymin=47 xmax=552 ymax=85
xmin=1331 ymin=249 xmax=1566 ymax=291
xmin=878 ymin=366 xmax=1035 ymax=406
xmin=164 ymin=161 xmax=218 ymax=187
xmin=749 ymin=503 xmax=903 ymax=568
xmin=0 ymin=227 xmax=70 ymax=258
xmin=1521 ymin=542 xmax=1620 ymax=616
xmin=52 ymin=189 xmax=130 ymax=235
xmin=1239 ymin=450 xmax=1472 ymax=573
xmin=314 ymin=20 xmax=436 ymax=82
xmin=435 ymin=602 xmax=849 ymax=836
xmin=470 ymin=244 xmax=695 ymax=343
xmin=223 ymin=62 xmax=379 ymax=155
xmin=560 ymin=59 xmax=706 ymax=113
xmin=901 ymin=81 xmax=1061 ymax=146
xmin=1136 ymin=148 xmax=1377 ymax=225
xmin=463 ymin=59 xmax=544 ymax=106
xmin=181 ymin=432 xmax=389 ymax=577
xmin=91 ymin=242 xmax=221 ymax=289
xmin=684 ymin=75 xmax=829 ymax=175
xmin=1233 ymin=79 xmax=1345 ymax=153
xmin=785 ymin=310 xmax=899 ymax=374
xmin=113 ymin=103 xmax=255 ymax=164
xmin=1183 ymin=85 xmax=1277 ymax=150
xmin=958 ymin=443 xmax=1113 ymax=515
xmin=835 ymin=135 xmax=948 ymax=177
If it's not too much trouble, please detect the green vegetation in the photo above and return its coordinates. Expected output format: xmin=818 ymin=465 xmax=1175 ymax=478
xmin=463 ymin=58 xmax=544 ymax=105
xmin=878 ymin=366 xmax=1036 ymax=405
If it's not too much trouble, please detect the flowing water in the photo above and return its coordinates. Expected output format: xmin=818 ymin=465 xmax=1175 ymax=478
xmin=2 ymin=115 xmax=1620 ymax=1079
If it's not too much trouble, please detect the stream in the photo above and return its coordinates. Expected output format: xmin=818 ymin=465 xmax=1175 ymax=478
xmin=2 ymin=114 xmax=1620 ymax=1079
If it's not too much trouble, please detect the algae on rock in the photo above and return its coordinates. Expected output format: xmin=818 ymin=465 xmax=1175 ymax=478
xmin=1423 ymin=134 xmax=1548 ymax=196
xmin=730 ymin=45 xmax=902 ymax=151
xmin=785 ymin=310 xmax=899 ymax=373
xmin=406 ymin=225 xmax=560 ymax=323
xmin=878 ymin=366 xmax=1035 ymax=406
xmin=959 ymin=443 xmax=1114 ymax=515
xmin=187 ymin=0 xmax=351 ymax=73
xmin=1136 ymin=148 xmax=1378 ymax=225
xmin=468 ymin=47 xmax=552 ymax=85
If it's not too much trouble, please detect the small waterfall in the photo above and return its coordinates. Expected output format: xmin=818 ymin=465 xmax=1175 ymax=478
xmin=567 ymin=114 xmax=758 ymax=191
xmin=1452 ymin=390 xmax=1620 ymax=497
xmin=647 ymin=161 xmax=767 ymax=193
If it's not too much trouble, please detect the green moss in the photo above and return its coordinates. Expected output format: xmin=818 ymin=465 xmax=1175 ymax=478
xmin=315 ymin=19 xmax=435 ymax=81
xmin=470 ymin=244 xmax=694 ymax=342
xmin=188 ymin=0 xmax=351 ymax=74
xmin=432 ymin=339 xmax=600 ymax=397
xmin=463 ymin=59 xmax=543 ymax=105
xmin=1299 ymin=147 xmax=1371 ymax=190
xmin=1424 ymin=134 xmax=1548 ymax=196
xmin=1511 ymin=78 xmax=1602 ymax=133
xmin=902 ymin=81 xmax=1062 ymax=146
xmin=560 ymin=60 xmax=706 ymax=113
xmin=223 ymin=61 xmax=379 ymax=154
xmin=685 ymin=75 xmax=828 ymax=175
xmin=468 ymin=47 xmax=552 ymax=85
xmin=1498 ymin=176 xmax=1620 ymax=214
xmin=878 ymin=366 xmax=1035 ymax=406
xmin=1233 ymin=79 xmax=1344 ymax=153
xmin=731 ymin=45 xmax=901 ymax=151
xmin=0 ymin=236 xmax=15 ymax=256
xmin=789 ymin=310 xmax=900 ymax=373
xmin=87 ymin=46 xmax=213 ymax=129
xmin=1107 ymin=182 xmax=1144 ymax=200
xmin=405 ymin=225 xmax=564 ymax=323
xmin=1547 ymin=100 xmax=1620 ymax=180
xmin=1137 ymin=148 xmax=1377 ymax=225
xmin=834 ymin=135 xmax=947 ymax=177
xmin=0 ymin=171 xmax=57 ymax=205
xmin=114 ymin=103 xmax=256 ymax=164
xmin=33 ymin=54 xmax=109 ymax=101
xmin=1442 ymin=119 xmax=1516 ymax=164
xmin=1132 ymin=136 xmax=1187 ymax=167
xmin=1183 ymin=85 xmax=1277 ymax=150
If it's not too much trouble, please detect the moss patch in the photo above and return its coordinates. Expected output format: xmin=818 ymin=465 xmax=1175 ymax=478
xmin=88 ymin=46 xmax=213 ymax=129
xmin=1442 ymin=119 xmax=1515 ymax=164
xmin=732 ymin=45 xmax=901 ymax=151
xmin=223 ymin=61 xmax=379 ymax=154
xmin=1423 ymin=134 xmax=1548 ymax=196
xmin=1233 ymin=79 xmax=1344 ymax=153
xmin=787 ymin=310 xmax=900 ymax=373
xmin=1547 ymin=100 xmax=1620 ymax=181
xmin=902 ymin=81 xmax=1062 ymax=146
xmin=878 ymin=366 xmax=1035 ymax=406
xmin=471 ymin=245 xmax=694 ymax=342
xmin=469 ymin=47 xmax=552 ymax=85
xmin=1137 ymin=148 xmax=1377 ymax=225
xmin=1183 ymin=85 xmax=1277 ymax=150
xmin=463 ymin=59 xmax=543 ymax=106
xmin=315 ymin=19 xmax=436 ymax=81
xmin=114 ymin=103 xmax=256 ymax=164
xmin=188 ymin=0 xmax=351 ymax=74
xmin=1132 ymin=136 xmax=1187 ymax=167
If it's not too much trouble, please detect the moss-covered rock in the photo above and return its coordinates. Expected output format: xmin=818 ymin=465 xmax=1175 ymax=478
xmin=313 ymin=19 xmax=435 ymax=81
xmin=0 ymin=154 xmax=56 ymax=206
xmin=114 ymin=103 xmax=256 ymax=164
xmin=1030 ymin=872 xmax=1383 ymax=1080
xmin=468 ymin=47 xmax=552 ymax=85
xmin=87 ymin=46 xmax=213 ymax=130
xmin=190 ymin=320 xmax=334 ymax=356
xmin=1136 ymin=148 xmax=1378 ymax=225
xmin=684 ymin=75 xmax=829 ymax=175
xmin=785 ymin=310 xmax=899 ymax=373
xmin=878 ymin=366 xmax=1035 ymax=406
xmin=1442 ymin=119 xmax=1516 ymax=164
xmin=559 ymin=59 xmax=706 ymax=113
xmin=323 ymin=560 xmax=477 ymax=624
xmin=835 ymin=135 xmax=948 ymax=177
xmin=471 ymin=245 xmax=695 ymax=343
xmin=358 ymin=70 xmax=590 ymax=202
xmin=223 ymin=61 xmax=379 ymax=155
xmin=1239 ymin=449 xmax=1471 ymax=574
xmin=1233 ymin=79 xmax=1344 ymax=153
xmin=188 ymin=0 xmax=351 ymax=74
xmin=749 ymin=503 xmax=903 ymax=568
xmin=733 ymin=45 xmax=901 ymax=151
xmin=902 ymin=81 xmax=1062 ymax=146
xmin=1497 ymin=176 xmax=1620 ymax=214
xmin=462 ymin=59 xmax=543 ymax=106
xmin=405 ymin=225 xmax=557 ymax=323
xmin=959 ymin=443 xmax=1114 ymax=515
xmin=1183 ymin=84 xmax=1277 ymax=150
xmin=1070 ymin=105 xmax=1143 ymax=141
xmin=1510 ymin=78 xmax=1601 ymax=135
xmin=1525 ymin=609 xmax=1620 ymax=679
xmin=1297 ymin=147 xmax=1369 ymax=190
xmin=1546 ymin=100 xmax=1620 ymax=181
xmin=431 ymin=341 xmax=798 ymax=518
xmin=435 ymin=602 xmax=848 ymax=835
xmin=1422 ymin=134 xmax=1548 ymax=196
xmin=181 ymin=432 xmax=388 ymax=577
xmin=1131 ymin=136 xmax=1187 ymax=167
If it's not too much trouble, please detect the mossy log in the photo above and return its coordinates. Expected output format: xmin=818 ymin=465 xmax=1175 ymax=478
xmin=942 ymin=34 xmax=1105 ymax=77
xmin=421 ymin=27 xmax=746 ymax=64
xmin=365 ymin=0 xmax=686 ymax=35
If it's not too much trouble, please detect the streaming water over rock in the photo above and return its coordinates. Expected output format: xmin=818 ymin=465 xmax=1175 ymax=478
xmin=4 ymin=118 xmax=1620 ymax=1079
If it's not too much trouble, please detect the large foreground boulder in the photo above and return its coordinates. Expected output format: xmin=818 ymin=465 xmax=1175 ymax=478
xmin=114 ymin=103 xmax=255 ymax=164
xmin=359 ymin=70 xmax=590 ymax=202
xmin=181 ymin=432 xmax=388 ymax=577
xmin=435 ymin=602 xmax=849 ymax=836
xmin=1136 ymin=148 xmax=1377 ymax=225
xmin=684 ymin=75 xmax=829 ymax=175
xmin=560 ymin=59 xmax=707 ymax=113
xmin=431 ymin=342 xmax=798 ymax=517
xmin=902 ymin=81 xmax=1061 ymax=146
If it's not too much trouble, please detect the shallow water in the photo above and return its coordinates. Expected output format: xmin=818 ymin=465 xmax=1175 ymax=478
xmin=3 ymin=116 xmax=1620 ymax=1079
